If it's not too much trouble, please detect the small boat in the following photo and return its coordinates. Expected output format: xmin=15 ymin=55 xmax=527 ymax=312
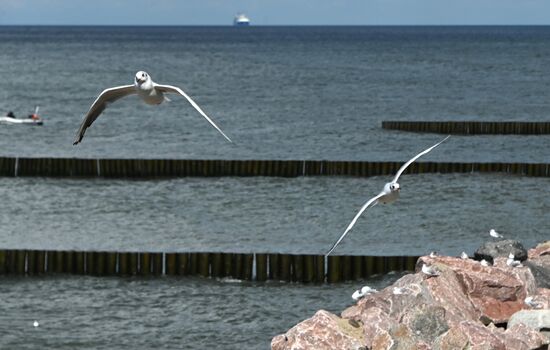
xmin=0 ymin=106 xmax=43 ymax=125
xmin=233 ymin=13 xmax=250 ymax=26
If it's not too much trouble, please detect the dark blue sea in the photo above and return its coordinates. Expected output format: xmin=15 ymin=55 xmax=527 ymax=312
xmin=0 ymin=26 xmax=549 ymax=348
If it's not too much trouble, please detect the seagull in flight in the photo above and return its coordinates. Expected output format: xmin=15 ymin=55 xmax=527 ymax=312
xmin=73 ymin=71 xmax=232 ymax=145
xmin=325 ymin=136 xmax=450 ymax=256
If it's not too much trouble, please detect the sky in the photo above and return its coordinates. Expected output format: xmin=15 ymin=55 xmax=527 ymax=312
xmin=0 ymin=0 xmax=549 ymax=26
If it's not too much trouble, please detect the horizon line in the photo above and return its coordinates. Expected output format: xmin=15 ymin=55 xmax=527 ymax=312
xmin=1 ymin=23 xmax=550 ymax=27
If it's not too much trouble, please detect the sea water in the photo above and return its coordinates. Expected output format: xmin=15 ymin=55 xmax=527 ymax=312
xmin=0 ymin=26 xmax=549 ymax=348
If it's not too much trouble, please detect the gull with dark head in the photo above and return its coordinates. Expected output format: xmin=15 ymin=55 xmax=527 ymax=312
xmin=73 ymin=71 xmax=232 ymax=145
xmin=325 ymin=136 xmax=450 ymax=256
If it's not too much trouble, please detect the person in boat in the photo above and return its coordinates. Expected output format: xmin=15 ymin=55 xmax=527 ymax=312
xmin=28 ymin=106 xmax=40 ymax=120
xmin=6 ymin=111 xmax=16 ymax=119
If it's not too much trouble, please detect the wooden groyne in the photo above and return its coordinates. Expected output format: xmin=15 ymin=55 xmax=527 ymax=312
xmin=0 ymin=250 xmax=418 ymax=283
xmin=1 ymin=157 xmax=549 ymax=178
xmin=382 ymin=120 xmax=550 ymax=135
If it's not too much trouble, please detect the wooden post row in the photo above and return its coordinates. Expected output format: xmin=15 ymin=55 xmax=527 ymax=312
xmin=1 ymin=156 xmax=550 ymax=178
xmin=0 ymin=249 xmax=429 ymax=283
xmin=382 ymin=120 xmax=550 ymax=135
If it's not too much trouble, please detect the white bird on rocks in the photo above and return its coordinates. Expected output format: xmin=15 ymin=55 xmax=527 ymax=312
xmin=421 ymin=264 xmax=440 ymax=277
xmin=480 ymin=259 xmax=490 ymax=267
xmin=429 ymin=251 xmax=438 ymax=258
xmin=460 ymin=252 xmax=469 ymax=260
xmin=352 ymin=285 xmax=377 ymax=301
xmin=506 ymin=253 xmax=522 ymax=267
xmin=489 ymin=229 xmax=503 ymax=239
xmin=524 ymin=296 xmax=542 ymax=309
xmin=325 ymin=136 xmax=451 ymax=256
xmin=73 ymin=71 xmax=232 ymax=145
xmin=393 ymin=287 xmax=406 ymax=295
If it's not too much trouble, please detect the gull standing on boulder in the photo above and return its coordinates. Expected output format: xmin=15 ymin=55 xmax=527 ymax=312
xmin=421 ymin=264 xmax=440 ymax=277
xmin=351 ymin=286 xmax=377 ymax=301
xmin=506 ymin=253 xmax=522 ymax=267
xmin=524 ymin=296 xmax=542 ymax=309
xmin=73 ymin=71 xmax=232 ymax=145
xmin=489 ymin=229 xmax=503 ymax=239
xmin=325 ymin=136 xmax=450 ymax=256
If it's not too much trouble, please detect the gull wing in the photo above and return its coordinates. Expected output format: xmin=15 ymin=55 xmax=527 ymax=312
xmin=155 ymin=84 xmax=232 ymax=143
xmin=391 ymin=135 xmax=450 ymax=183
xmin=73 ymin=85 xmax=136 ymax=145
xmin=325 ymin=191 xmax=386 ymax=256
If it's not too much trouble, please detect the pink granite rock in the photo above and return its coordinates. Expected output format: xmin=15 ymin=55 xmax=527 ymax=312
xmin=271 ymin=310 xmax=366 ymax=350
xmin=272 ymin=244 xmax=550 ymax=350
xmin=528 ymin=241 xmax=550 ymax=259
xmin=531 ymin=288 xmax=550 ymax=309
xmin=525 ymin=242 xmax=550 ymax=289
xmin=503 ymin=321 xmax=549 ymax=349
xmin=418 ymin=255 xmax=536 ymax=324
xmin=450 ymin=321 xmax=550 ymax=350
xmin=435 ymin=321 xmax=506 ymax=350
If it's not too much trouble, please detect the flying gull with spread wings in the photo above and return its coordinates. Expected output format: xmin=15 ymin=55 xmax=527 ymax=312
xmin=73 ymin=71 xmax=232 ymax=145
xmin=325 ymin=136 xmax=450 ymax=256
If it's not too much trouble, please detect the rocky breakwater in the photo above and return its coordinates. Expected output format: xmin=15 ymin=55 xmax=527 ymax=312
xmin=272 ymin=241 xmax=550 ymax=350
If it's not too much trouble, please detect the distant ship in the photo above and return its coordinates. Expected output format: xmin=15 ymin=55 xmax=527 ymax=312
xmin=233 ymin=13 xmax=250 ymax=26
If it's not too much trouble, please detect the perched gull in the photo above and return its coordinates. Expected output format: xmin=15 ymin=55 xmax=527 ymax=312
xmin=325 ymin=136 xmax=450 ymax=256
xmin=429 ymin=251 xmax=438 ymax=258
xmin=73 ymin=71 xmax=232 ymax=145
xmin=460 ymin=252 xmax=469 ymax=260
xmin=524 ymin=296 xmax=542 ymax=309
xmin=480 ymin=259 xmax=490 ymax=267
xmin=393 ymin=287 xmax=405 ymax=295
xmin=489 ymin=229 xmax=503 ymax=239
xmin=506 ymin=253 xmax=522 ymax=267
xmin=421 ymin=264 xmax=440 ymax=277
xmin=352 ymin=285 xmax=377 ymax=301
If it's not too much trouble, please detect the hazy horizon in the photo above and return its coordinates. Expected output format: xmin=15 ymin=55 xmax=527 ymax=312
xmin=2 ymin=23 xmax=548 ymax=27
xmin=0 ymin=0 xmax=549 ymax=26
